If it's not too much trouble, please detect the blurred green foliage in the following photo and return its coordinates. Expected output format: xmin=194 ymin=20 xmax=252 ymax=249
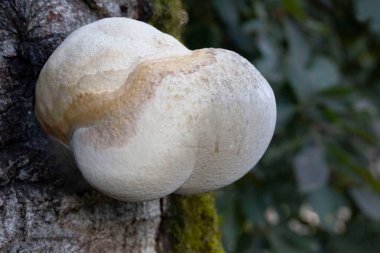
xmin=183 ymin=0 xmax=380 ymax=252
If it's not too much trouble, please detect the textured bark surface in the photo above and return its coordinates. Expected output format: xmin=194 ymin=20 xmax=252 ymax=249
xmin=0 ymin=0 xmax=164 ymax=252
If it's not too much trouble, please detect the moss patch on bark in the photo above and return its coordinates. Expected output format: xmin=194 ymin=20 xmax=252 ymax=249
xmin=165 ymin=194 xmax=225 ymax=253
xmin=149 ymin=0 xmax=186 ymax=40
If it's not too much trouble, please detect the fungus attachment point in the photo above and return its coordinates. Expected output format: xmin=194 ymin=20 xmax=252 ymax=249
xmin=35 ymin=18 xmax=276 ymax=201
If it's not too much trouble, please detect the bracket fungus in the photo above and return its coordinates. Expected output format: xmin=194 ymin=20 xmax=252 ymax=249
xmin=35 ymin=18 xmax=276 ymax=201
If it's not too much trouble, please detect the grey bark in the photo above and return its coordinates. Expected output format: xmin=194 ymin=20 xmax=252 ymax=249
xmin=0 ymin=1 xmax=167 ymax=252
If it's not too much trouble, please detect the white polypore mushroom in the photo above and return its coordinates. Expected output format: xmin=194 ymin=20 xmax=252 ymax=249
xmin=35 ymin=17 xmax=276 ymax=201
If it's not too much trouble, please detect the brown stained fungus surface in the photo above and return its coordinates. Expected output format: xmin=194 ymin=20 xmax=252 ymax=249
xmin=36 ymin=49 xmax=218 ymax=148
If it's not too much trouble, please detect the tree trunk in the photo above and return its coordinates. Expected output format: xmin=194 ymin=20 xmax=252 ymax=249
xmin=0 ymin=0 xmax=224 ymax=252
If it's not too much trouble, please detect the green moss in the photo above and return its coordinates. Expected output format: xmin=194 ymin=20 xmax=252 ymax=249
xmin=149 ymin=0 xmax=186 ymax=40
xmin=164 ymin=193 xmax=225 ymax=253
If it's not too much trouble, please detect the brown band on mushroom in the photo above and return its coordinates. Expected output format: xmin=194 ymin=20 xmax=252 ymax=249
xmin=37 ymin=49 xmax=218 ymax=147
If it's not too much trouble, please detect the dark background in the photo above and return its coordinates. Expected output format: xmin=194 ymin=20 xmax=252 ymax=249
xmin=184 ymin=1 xmax=380 ymax=252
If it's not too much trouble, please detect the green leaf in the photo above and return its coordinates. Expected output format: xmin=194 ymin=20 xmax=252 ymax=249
xmin=283 ymin=0 xmax=305 ymax=20
xmin=308 ymin=187 xmax=346 ymax=231
xmin=241 ymin=20 xmax=262 ymax=33
xmin=276 ymin=103 xmax=296 ymax=129
xmin=327 ymin=216 xmax=380 ymax=253
xmin=213 ymin=0 xmax=239 ymax=27
xmin=284 ymin=20 xmax=316 ymax=99
xmin=285 ymin=21 xmax=340 ymax=100
xmin=355 ymin=0 xmax=380 ymax=34
xmin=268 ymin=227 xmax=318 ymax=253
xmin=255 ymin=34 xmax=284 ymax=83
xmin=240 ymin=188 xmax=267 ymax=228
xmin=308 ymin=57 xmax=340 ymax=91
xmin=285 ymin=20 xmax=310 ymax=66
xmin=329 ymin=144 xmax=380 ymax=193
xmin=217 ymin=190 xmax=239 ymax=251
xmin=318 ymin=86 xmax=354 ymax=98
xmin=293 ymin=145 xmax=329 ymax=193
xmin=351 ymin=188 xmax=380 ymax=221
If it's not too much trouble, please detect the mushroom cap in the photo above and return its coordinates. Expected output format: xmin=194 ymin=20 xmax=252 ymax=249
xmin=35 ymin=18 xmax=276 ymax=201
xmin=35 ymin=17 xmax=190 ymax=144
